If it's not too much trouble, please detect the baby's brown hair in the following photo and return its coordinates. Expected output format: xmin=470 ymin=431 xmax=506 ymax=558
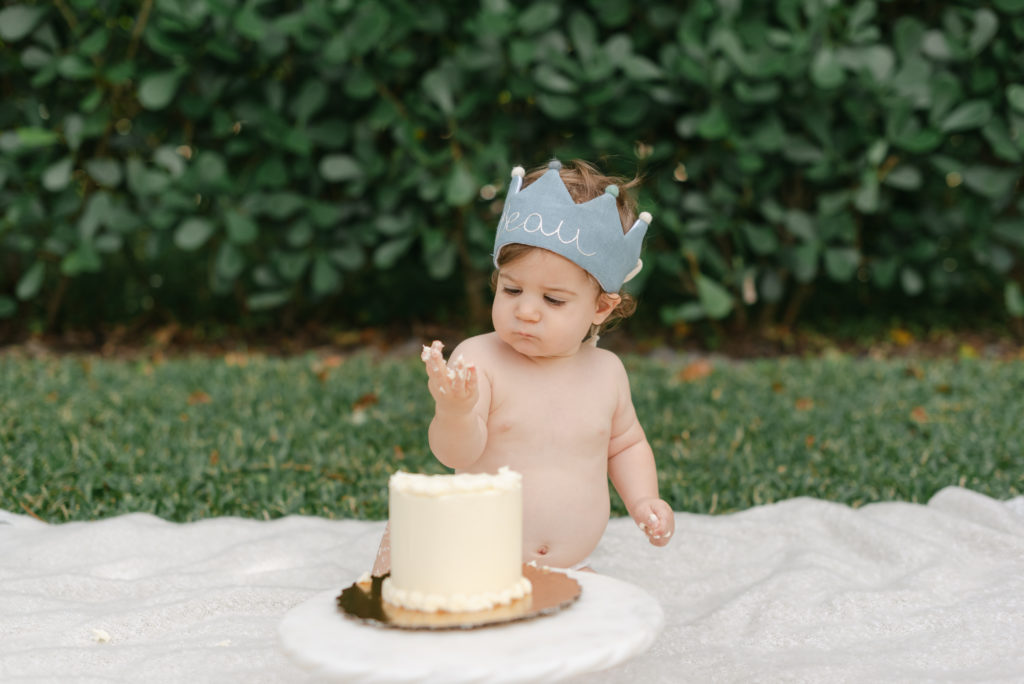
xmin=493 ymin=159 xmax=640 ymax=338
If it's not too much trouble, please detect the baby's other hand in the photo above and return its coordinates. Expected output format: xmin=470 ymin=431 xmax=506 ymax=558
xmin=421 ymin=340 xmax=478 ymax=413
xmin=633 ymin=498 xmax=675 ymax=547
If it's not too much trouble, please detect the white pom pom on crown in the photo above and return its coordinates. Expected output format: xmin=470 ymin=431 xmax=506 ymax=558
xmin=639 ymin=211 xmax=653 ymax=224
xmin=511 ymin=166 xmax=525 ymax=178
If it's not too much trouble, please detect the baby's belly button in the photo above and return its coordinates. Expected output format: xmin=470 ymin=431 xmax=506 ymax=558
xmin=535 ymin=544 xmax=550 ymax=556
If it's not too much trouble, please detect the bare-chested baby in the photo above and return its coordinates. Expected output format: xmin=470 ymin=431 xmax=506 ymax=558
xmin=372 ymin=159 xmax=674 ymax=574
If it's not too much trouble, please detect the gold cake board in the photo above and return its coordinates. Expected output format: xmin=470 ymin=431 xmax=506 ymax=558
xmin=338 ymin=564 xmax=581 ymax=630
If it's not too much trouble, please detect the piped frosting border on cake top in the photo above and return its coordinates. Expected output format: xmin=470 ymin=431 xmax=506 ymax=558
xmin=390 ymin=466 xmax=522 ymax=497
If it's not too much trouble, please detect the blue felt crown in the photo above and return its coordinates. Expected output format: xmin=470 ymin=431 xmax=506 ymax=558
xmin=492 ymin=160 xmax=651 ymax=292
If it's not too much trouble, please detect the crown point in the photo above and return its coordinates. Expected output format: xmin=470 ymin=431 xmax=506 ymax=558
xmin=548 ymin=159 xmax=562 ymax=170
xmin=639 ymin=211 xmax=652 ymax=224
xmin=511 ymin=166 xmax=525 ymax=178
xmin=604 ymin=184 xmax=619 ymax=198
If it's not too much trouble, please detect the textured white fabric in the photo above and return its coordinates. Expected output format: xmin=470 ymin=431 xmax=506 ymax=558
xmin=2 ymin=487 xmax=1023 ymax=683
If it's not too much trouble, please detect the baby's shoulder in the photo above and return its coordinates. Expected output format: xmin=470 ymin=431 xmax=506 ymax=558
xmin=583 ymin=345 xmax=628 ymax=376
xmin=449 ymin=332 xmax=501 ymax=360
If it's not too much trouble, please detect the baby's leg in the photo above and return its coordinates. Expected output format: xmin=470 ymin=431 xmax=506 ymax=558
xmin=371 ymin=522 xmax=391 ymax=576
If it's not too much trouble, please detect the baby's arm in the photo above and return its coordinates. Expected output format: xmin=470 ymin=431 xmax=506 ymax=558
xmin=607 ymin=363 xmax=675 ymax=546
xmin=423 ymin=340 xmax=490 ymax=470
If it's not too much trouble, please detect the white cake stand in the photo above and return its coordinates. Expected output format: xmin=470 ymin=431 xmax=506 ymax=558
xmin=278 ymin=571 xmax=664 ymax=683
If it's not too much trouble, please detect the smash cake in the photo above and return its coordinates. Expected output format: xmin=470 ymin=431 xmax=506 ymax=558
xmin=382 ymin=467 xmax=533 ymax=613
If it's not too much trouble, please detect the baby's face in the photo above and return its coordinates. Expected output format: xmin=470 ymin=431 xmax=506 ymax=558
xmin=491 ymin=248 xmax=614 ymax=359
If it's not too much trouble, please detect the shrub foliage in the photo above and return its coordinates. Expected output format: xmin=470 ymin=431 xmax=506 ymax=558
xmin=0 ymin=0 xmax=1023 ymax=334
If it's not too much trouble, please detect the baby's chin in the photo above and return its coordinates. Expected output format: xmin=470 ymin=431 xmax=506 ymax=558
xmin=501 ymin=333 xmax=580 ymax=359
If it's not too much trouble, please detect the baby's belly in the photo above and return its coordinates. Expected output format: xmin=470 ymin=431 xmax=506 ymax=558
xmin=520 ymin=469 xmax=610 ymax=569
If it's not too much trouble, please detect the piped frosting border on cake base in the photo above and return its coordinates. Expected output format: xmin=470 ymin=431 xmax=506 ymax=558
xmin=381 ymin=575 xmax=533 ymax=613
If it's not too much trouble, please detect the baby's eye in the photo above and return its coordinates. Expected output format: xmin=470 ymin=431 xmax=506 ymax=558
xmin=503 ymin=287 xmax=521 ymax=296
xmin=544 ymin=295 xmax=566 ymax=306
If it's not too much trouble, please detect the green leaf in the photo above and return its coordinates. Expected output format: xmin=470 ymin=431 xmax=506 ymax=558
xmin=330 ymin=244 xmax=365 ymax=271
xmin=921 ymin=30 xmax=953 ymax=61
xmin=57 ymin=55 xmax=94 ymax=80
xmin=810 ymin=48 xmax=845 ymax=89
xmin=982 ymin=118 xmax=1022 ymax=163
xmin=319 ymin=155 xmax=362 ymax=182
xmin=622 ymin=55 xmax=663 ymax=81
xmin=215 ymin=242 xmax=245 ymax=280
xmin=853 ymin=170 xmax=880 ymax=213
xmin=939 ymin=100 xmax=992 ymax=132
xmin=536 ymin=94 xmax=579 ymax=119
xmin=445 ymin=164 xmax=477 ymax=206
xmin=422 ymin=69 xmax=454 ymax=114
xmin=696 ymin=275 xmax=733 ymax=319
xmin=138 ymin=70 xmax=182 ymax=110
xmin=962 ymin=166 xmax=1018 ymax=198
xmin=784 ymin=210 xmax=816 ymax=241
xmin=16 ymin=262 xmax=45 ymax=300
xmin=742 ymin=224 xmax=778 ymax=255
xmin=1007 ymin=85 xmax=1024 ymax=114
xmin=0 ymin=5 xmax=46 ymax=41
xmin=42 ymin=157 xmax=73 ymax=192
xmin=824 ymin=247 xmax=860 ymax=282
xmin=518 ymin=3 xmax=560 ymax=32
xmin=992 ymin=218 xmax=1024 ymax=248
xmin=290 ymin=79 xmax=328 ymax=123
xmin=871 ymin=257 xmax=899 ymax=288
xmin=85 ymin=158 xmax=123 ymax=187
xmin=225 ymin=209 xmax=258 ymax=244
xmin=0 ymin=296 xmax=16 ymax=319
xmin=883 ymin=165 xmax=923 ymax=190
xmin=247 ymin=291 xmax=290 ymax=311
xmin=968 ymin=9 xmax=998 ymax=55
xmin=425 ymin=241 xmax=456 ymax=280
xmin=60 ymin=246 xmax=102 ymax=276
xmin=174 ymin=217 xmax=215 ymax=251
xmin=311 ymin=255 xmax=341 ymax=295
xmin=533 ymin=65 xmax=577 ymax=93
xmin=234 ymin=7 xmax=267 ymax=40
xmin=790 ymin=243 xmax=819 ymax=283
xmin=900 ymin=266 xmax=924 ymax=296
xmin=696 ymin=104 xmax=729 ymax=140
xmin=1006 ymin=282 xmax=1024 ymax=317
xmin=373 ymin=237 xmax=414 ymax=269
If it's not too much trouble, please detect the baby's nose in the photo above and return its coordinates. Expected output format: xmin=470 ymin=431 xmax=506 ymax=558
xmin=515 ymin=301 xmax=540 ymax=321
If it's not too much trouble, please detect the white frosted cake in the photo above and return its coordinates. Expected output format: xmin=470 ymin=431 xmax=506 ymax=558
xmin=382 ymin=467 xmax=532 ymax=613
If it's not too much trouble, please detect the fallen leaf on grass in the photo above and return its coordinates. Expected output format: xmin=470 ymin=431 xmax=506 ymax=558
xmin=188 ymin=390 xmax=212 ymax=405
xmin=353 ymin=393 xmax=378 ymax=411
xmin=795 ymin=397 xmax=815 ymax=411
xmin=910 ymin=406 xmax=929 ymax=423
xmin=678 ymin=359 xmax=713 ymax=382
xmin=312 ymin=354 xmax=345 ymax=382
xmin=805 ymin=435 xmax=816 ymax=447
xmin=890 ymin=327 xmax=914 ymax=346
xmin=224 ymin=352 xmax=249 ymax=367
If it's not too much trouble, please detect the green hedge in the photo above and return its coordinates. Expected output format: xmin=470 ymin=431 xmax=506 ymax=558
xmin=1 ymin=0 xmax=1023 ymax=335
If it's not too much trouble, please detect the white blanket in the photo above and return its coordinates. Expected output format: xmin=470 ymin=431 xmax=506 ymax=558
xmin=2 ymin=487 xmax=1023 ymax=683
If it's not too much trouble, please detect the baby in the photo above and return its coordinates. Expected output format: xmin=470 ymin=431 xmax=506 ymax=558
xmin=373 ymin=159 xmax=673 ymax=573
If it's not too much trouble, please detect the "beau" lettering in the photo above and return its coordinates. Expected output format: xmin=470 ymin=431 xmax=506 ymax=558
xmin=501 ymin=211 xmax=596 ymax=257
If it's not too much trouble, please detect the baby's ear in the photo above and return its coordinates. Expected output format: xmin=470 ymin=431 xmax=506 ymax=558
xmin=593 ymin=292 xmax=620 ymax=325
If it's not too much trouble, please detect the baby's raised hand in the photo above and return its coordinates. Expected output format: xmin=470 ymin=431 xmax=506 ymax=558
xmin=633 ymin=498 xmax=675 ymax=547
xmin=421 ymin=340 xmax=478 ymax=413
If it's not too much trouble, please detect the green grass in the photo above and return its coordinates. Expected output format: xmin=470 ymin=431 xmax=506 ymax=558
xmin=2 ymin=351 xmax=1022 ymax=523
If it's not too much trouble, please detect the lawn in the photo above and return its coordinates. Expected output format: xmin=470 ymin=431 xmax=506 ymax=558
xmin=2 ymin=349 xmax=1022 ymax=523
